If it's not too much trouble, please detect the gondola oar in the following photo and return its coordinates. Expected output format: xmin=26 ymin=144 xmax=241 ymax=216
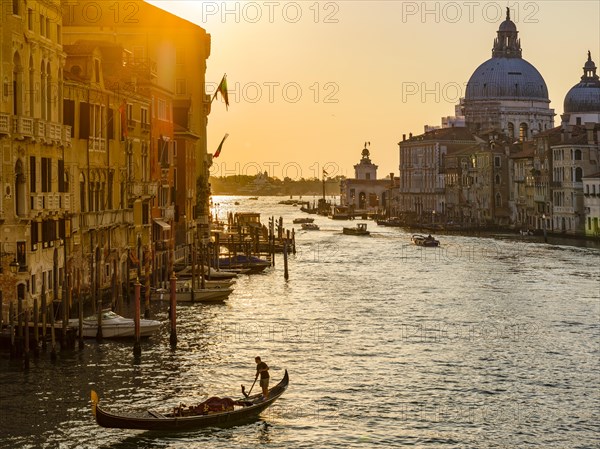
xmin=241 ymin=377 xmax=257 ymax=398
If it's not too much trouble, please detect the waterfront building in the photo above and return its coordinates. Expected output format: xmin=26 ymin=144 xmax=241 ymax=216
xmin=340 ymin=144 xmax=393 ymax=214
xmin=582 ymin=173 xmax=600 ymax=236
xmin=463 ymin=8 xmax=554 ymax=138
xmin=550 ymin=53 xmax=600 ymax=234
xmin=62 ymin=41 xmax=151 ymax=300
xmin=62 ymin=0 xmax=212 ymax=284
xmin=397 ymin=128 xmax=475 ymax=222
xmin=509 ymin=143 xmax=536 ymax=229
xmin=529 ymin=127 xmax=561 ymax=232
xmin=0 ymin=0 xmax=70 ymax=317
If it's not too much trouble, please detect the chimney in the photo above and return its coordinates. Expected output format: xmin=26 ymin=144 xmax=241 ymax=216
xmin=409 ymin=132 xmax=413 ymax=139
xmin=402 ymin=134 xmax=406 ymax=141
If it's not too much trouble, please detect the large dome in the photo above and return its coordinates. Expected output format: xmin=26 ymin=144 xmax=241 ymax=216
xmin=564 ymin=52 xmax=600 ymax=113
xmin=465 ymin=57 xmax=549 ymax=101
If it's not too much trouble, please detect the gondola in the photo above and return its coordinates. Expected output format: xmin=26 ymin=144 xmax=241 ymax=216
xmin=91 ymin=370 xmax=289 ymax=431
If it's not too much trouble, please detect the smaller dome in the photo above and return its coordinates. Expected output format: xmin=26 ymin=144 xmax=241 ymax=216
xmin=564 ymin=52 xmax=600 ymax=113
xmin=498 ymin=19 xmax=517 ymax=32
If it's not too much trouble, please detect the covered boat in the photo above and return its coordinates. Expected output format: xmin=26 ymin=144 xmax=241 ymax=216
xmin=68 ymin=310 xmax=161 ymax=338
xmin=342 ymin=223 xmax=370 ymax=236
xmin=411 ymin=234 xmax=440 ymax=247
xmin=293 ymin=217 xmax=314 ymax=224
xmin=91 ymin=370 xmax=289 ymax=431
xmin=301 ymin=223 xmax=320 ymax=230
xmin=217 ymin=255 xmax=270 ymax=273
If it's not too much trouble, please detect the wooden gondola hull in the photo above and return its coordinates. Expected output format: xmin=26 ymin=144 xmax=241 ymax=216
xmin=93 ymin=370 xmax=289 ymax=431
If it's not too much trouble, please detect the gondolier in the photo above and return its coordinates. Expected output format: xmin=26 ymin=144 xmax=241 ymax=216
xmin=255 ymin=356 xmax=270 ymax=399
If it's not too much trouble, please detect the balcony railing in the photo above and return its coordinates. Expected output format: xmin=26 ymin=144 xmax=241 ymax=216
xmin=15 ymin=116 xmax=34 ymax=137
xmin=88 ymin=137 xmax=106 ymax=152
xmin=553 ymin=206 xmax=575 ymax=214
xmin=79 ymin=209 xmax=134 ymax=228
xmin=63 ymin=126 xmax=72 ymax=146
xmin=0 ymin=113 xmax=10 ymax=134
xmin=34 ymin=119 xmax=45 ymax=139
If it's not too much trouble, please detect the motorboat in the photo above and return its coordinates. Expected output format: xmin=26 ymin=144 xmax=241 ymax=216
xmin=68 ymin=310 xmax=161 ymax=338
xmin=411 ymin=234 xmax=440 ymax=247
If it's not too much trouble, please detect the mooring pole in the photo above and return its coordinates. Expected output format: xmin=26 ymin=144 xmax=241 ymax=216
xmin=23 ymin=309 xmax=30 ymax=370
xmin=283 ymin=238 xmax=289 ymax=281
xmin=133 ymin=280 xmax=141 ymax=356
xmin=49 ymin=302 xmax=57 ymax=362
xmin=32 ymin=296 xmax=39 ymax=357
xmin=170 ymin=272 xmax=177 ymax=348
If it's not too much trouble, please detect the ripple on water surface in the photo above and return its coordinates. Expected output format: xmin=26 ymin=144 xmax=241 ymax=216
xmin=0 ymin=196 xmax=598 ymax=448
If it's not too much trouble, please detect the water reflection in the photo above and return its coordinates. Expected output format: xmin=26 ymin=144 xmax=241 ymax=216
xmin=1 ymin=196 xmax=598 ymax=448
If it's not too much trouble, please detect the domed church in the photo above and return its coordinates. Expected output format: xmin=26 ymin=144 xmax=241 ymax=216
xmin=562 ymin=51 xmax=600 ymax=125
xmin=463 ymin=8 xmax=555 ymax=139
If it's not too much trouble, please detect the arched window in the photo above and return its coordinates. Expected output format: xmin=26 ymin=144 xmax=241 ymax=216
xmin=574 ymin=149 xmax=582 ymax=160
xmin=13 ymin=52 xmax=22 ymax=115
xmin=495 ymin=174 xmax=501 ymax=185
xmin=40 ymin=60 xmax=46 ymax=120
xmin=519 ymin=123 xmax=528 ymax=141
xmin=15 ymin=159 xmax=26 ymax=216
xmin=575 ymin=167 xmax=583 ymax=183
xmin=507 ymin=122 xmax=514 ymax=139
xmin=28 ymin=55 xmax=34 ymax=117
xmin=46 ymin=62 xmax=52 ymax=122
xmin=495 ymin=192 xmax=502 ymax=207
xmin=358 ymin=192 xmax=366 ymax=209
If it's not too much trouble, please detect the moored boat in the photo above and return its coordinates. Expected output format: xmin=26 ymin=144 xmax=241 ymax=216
xmin=68 ymin=310 xmax=161 ymax=338
xmin=301 ymin=223 xmax=320 ymax=230
xmin=342 ymin=223 xmax=370 ymax=236
xmin=91 ymin=370 xmax=289 ymax=431
xmin=411 ymin=234 xmax=440 ymax=247
xmin=217 ymin=255 xmax=270 ymax=273
xmin=293 ymin=217 xmax=314 ymax=224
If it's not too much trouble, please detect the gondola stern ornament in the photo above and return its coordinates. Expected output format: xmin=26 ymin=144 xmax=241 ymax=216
xmin=91 ymin=390 xmax=99 ymax=417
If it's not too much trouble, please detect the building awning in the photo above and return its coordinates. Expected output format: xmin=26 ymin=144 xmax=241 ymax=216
xmin=153 ymin=219 xmax=171 ymax=231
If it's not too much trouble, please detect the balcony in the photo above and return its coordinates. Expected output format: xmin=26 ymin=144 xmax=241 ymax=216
xmin=128 ymin=182 xmax=157 ymax=198
xmin=30 ymin=193 xmax=71 ymax=214
xmin=88 ymin=137 xmax=106 ymax=152
xmin=30 ymin=193 xmax=45 ymax=212
xmin=63 ymin=126 xmax=72 ymax=146
xmin=141 ymin=122 xmax=150 ymax=132
xmin=80 ymin=209 xmax=134 ymax=229
xmin=127 ymin=119 xmax=136 ymax=129
xmin=162 ymin=205 xmax=175 ymax=220
xmin=129 ymin=57 xmax=158 ymax=80
xmin=49 ymin=123 xmax=62 ymax=142
xmin=34 ymin=119 xmax=45 ymax=140
xmin=14 ymin=116 xmax=34 ymax=137
xmin=0 ymin=113 xmax=10 ymax=134
xmin=553 ymin=206 xmax=575 ymax=214
xmin=561 ymin=182 xmax=583 ymax=190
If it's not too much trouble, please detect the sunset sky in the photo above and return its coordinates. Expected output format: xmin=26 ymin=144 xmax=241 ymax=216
xmin=151 ymin=1 xmax=600 ymax=180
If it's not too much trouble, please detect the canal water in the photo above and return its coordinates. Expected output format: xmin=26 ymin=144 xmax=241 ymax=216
xmin=1 ymin=196 xmax=599 ymax=448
